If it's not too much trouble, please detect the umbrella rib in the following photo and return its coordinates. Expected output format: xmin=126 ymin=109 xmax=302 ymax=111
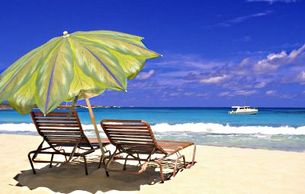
xmin=0 ymin=38 xmax=61 ymax=97
xmin=44 ymin=57 xmax=57 ymax=113
xmin=0 ymin=51 xmax=40 ymax=96
xmin=66 ymin=38 xmax=86 ymax=95
xmin=75 ymin=34 xmax=159 ymax=58
xmin=84 ymin=47 xmax=125 ymax=90
xmin=44 ymin=43 xmax=63 ymax=113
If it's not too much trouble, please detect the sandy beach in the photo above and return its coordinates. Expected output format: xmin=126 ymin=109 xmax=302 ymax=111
xmin=0 ymin=134 xmax=304 ymax=194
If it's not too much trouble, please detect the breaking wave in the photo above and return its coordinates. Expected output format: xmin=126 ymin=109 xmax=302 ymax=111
xmin=0 ymin=122 xmax=305 ymax=136
xmin=151 ymin=123 xmax=305 ymax=135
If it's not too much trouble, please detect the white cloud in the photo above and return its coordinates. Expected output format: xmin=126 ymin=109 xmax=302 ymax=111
xmin=218 ymin=90 xmax=257 ymax=97
xmin=253 ymin=44 xmax=305 ymax=73
xmin=296 ymin=71 xmax=305 ymax=84
xmin=154 ymin=54 xmax=220 ymax=70
xmin=280 ymin=94 xmax=296 ymax=99
xmin=267 ymin=51 xmax=288 ymax=60
xmin=169 ymin=92 xmax=179 ymax=97
xmin=247 ymin=0 xmax=297 ymax=4
xmin=254 ymin=81 xmax=267 ymax=88
xmin=215 ymin=10 xmax=273 ymax=27
xmin=289 ymin=44 xmax=305 ymax=59
xmin=183 ymin=92 xmax=194 ymax=96
xmin=235 ymin=90 xmax=257 ymax=96
xmin=136 ymin=70 xmax=155 ymax=80
xmin=230 ymin=11 xmax=272 ymax=23
xmin=200 ymin=75 xmax=229 ymax=84
xmin=253 ymin=51 xmax=288 ymax=72
xmin=130 ymin=44 xmax=305 ymax=99
xmin=145 ymin=54 xmax=225 ymax=87
xmin=265 ymin=90 xmax=296 ymax=99
xmin=196 ymin=93 xmax=209 ymax=97
xmin=298 ymin=71 xmax=305 ymax=79
xmin=218 ymin=91 xmax=231 ymax=97
xmin=266 ymin=90 xmax=277 ymax=96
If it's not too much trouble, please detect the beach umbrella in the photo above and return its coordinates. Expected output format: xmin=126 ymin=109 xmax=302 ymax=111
xmin=0 ymin=30 xmax=160 ymax=153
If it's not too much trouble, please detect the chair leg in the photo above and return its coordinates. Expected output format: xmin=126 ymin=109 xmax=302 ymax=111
xmin=104 ymin=149 xmax=118 ymax=177
xmin=123 ymin=154 xmax=132 ymax=171
xmin=33 ymin=141 xmax=44 ymax=159
xmin=173 ymin=155 xmax=185 ymax=177
xmin=83 ymin=156 xmax=88 ymax=175
xmin=154 ymin=160 xmax=164 ymax=183
xmin=192 ymin=145 xmax=196 ymax=165
xmin=49 ymin=154 xmax=54 ymax=168
xmin=28 ymin=140 xmax=45 ymax=174
xmin=188 ymin=144 xmax=196 ymax=168
xmin=137 ymin=153 xmax=141 ymax=165
xmin=102 ymin=156 xmax=110 ymax=176
xmin=28 ymin=151 xmax=36 ymax=174
xmin=98 ymin=155 xmax=103 ymax=169
xmin=98 ymin=150 xmax=111 ymax=169
xmin=139 ymin=160 xmax=164 ymax=183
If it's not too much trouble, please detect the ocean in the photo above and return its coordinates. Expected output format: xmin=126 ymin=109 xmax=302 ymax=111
xmin=0 ymin=107 xmax=305 ymax=152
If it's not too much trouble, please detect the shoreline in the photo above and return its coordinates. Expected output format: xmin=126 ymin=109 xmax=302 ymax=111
xmin=2 ymin=133 xmax=305 ymax=153
xmin=1 ymin=134 xmax=305 ymax=194
xmin=1 ymin=132 xmax=305 ymax=153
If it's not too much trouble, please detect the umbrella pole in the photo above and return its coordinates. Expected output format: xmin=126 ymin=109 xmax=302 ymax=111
xmin=85 ymin=98 xmax=105 ymax=156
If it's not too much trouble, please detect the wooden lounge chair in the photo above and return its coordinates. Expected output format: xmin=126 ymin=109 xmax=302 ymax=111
xmin=28 ymin=110 xmax=109 ymax=175
xmin=100 ymin=119 xmax=196 ymax=182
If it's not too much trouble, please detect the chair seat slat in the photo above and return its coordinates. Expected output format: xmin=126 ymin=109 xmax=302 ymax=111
xmin=108 ymin=134 xmax=152 ymax=139
xmin=107 ymin=131 xmax=150 ymax=135
xmin=112 ymin=138 xmax=154 ymax=143
xmin=114 ymin=141 xmax=155 ymax=145
xmin=35 ymin=117 xmax=77 ymax=120
xmin=36 ymin=120 xmax=78 ymax=123
xmin=33 ymin=112 xmax=77 ymax=117
xmin=102 ymin=119 xmax=143 ymax=123
xmin=39 ymin=127 xmax=80 ymax=131
xmin=42 ymin=131 xmax=82 ymax=135
xmin=103 ymin=125 xmax=147 ymax=129
xmin=47 ymin=135 xmax=83 ymax=139
xmin=106 ymin=129 xmax=150 ymax=132
xmin=37 ymin=124 xmax=79 ymax=128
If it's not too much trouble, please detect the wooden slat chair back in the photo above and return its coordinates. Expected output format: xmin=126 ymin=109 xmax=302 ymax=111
xmin=28 ymin=110 xmax=98 ymax=175
xmin=101 ymin=119 xmax=196 ymax=182
xmin=101 ymin=120 xmax=166 ymax=155
xmin=31 ymin=111 xmax=92 ymax=149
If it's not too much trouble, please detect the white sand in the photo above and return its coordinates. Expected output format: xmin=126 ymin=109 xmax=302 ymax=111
xmin=0 ymin=134 xmax=304 ymax=194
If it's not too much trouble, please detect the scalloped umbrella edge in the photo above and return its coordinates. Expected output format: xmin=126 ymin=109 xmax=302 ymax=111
xmin=0 ymin=30 xmax=160 ymax=155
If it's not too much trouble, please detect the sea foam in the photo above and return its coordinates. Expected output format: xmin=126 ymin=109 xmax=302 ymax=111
xmin=0 ymin=122 xmax=305 ymax=135
xmin=151 ymin=123 xmax=305 ymax=135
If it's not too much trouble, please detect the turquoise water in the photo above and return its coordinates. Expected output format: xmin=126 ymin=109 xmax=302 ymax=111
xmin=1 ymin=107 xmax=305 ymax=126
xmin=0 ymin=107 xmax=304 ymax=151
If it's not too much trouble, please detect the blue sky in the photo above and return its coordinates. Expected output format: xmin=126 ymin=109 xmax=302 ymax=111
xmin=0 ymin=0 xmax=305 ymax=107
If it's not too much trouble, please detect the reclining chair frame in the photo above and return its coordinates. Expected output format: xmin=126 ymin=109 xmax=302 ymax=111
xmin=100 ymin=119 xmax=196 ymax=182
xmin=28 ymin=111 xmax=104 ymax=175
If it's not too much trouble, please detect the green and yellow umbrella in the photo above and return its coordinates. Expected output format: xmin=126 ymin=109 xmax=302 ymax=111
xmin=0 ymin=30 xmax=160 ymax=153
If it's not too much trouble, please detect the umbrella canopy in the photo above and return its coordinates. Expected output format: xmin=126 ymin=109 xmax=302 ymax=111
xmin=0 ymin=30 xmax=160 ymax=114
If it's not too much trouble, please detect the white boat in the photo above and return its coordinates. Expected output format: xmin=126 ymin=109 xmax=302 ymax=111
xmin=228 ymin=106 xmax=258 ymax=115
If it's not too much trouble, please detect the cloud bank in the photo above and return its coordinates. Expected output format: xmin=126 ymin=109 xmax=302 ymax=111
xmin=129 ymin=44 xmax=305 ymax=100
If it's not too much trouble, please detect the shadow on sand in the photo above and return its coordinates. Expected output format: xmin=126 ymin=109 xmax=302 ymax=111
xmin=14 ymin=157 xmax=171 ymax=193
